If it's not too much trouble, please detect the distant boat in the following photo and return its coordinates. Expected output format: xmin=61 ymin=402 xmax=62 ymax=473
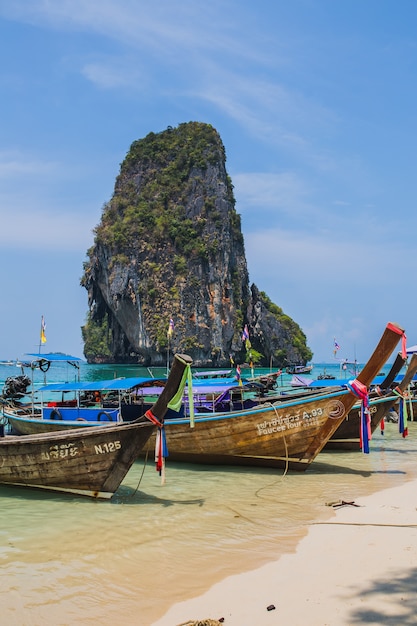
xmin=317 ymin=369 xmax=336 ymax=380
xmin=193 ymin=369 xmax=233 ymax=379
xmin=290 ymin=374 xmax=313 ymax=387
xmin=286 ymin=364 xmax=313 ymax=375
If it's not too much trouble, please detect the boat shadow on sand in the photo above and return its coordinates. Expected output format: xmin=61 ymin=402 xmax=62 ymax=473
xmin=0 ymin=481 xmax=206 ymax=506
xmin=370 ymin=445 xmax=417 ymax=455
xmin=309 ymin=460 xmax=407 ymax=477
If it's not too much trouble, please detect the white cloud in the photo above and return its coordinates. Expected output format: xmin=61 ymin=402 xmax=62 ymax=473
xmin=242 ymin=225 xmax=413 ymax=361
xmin=0 ymin=151 xmax=59 ymax=178
xmin=0 ymin=205 xmax=97 ymax=251
xmin=244 ymin=227 xmax=395 ymax=283
xmin=0 ymin=150 xmax=99 ymax=250
xmin=0 ymin=0 xmax=255 ymax=59
xmin=81 ymin=57 xmax=146 ymax=89
xmin=233 ymin=172 xmax=312 ymax=215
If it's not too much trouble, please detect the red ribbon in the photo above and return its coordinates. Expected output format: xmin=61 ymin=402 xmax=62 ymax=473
xmin=348 ymin=379 xmax=371 ymax=453
xmin=145 ymin=409 xmax=163 ymax=428
xmin=386 ymin=323 xmax=407 ymax=358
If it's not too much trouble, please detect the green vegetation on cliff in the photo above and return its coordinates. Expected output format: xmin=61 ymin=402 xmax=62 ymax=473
xmin=81 ymin=121 xmax=312 ymax=366
xmin=81 ymin=313 xmax=112 ymax=361
xmin=259 ymin=291 xmax=313 ymax=364
xmin=94 ymin=122 xmax=239 ymax=261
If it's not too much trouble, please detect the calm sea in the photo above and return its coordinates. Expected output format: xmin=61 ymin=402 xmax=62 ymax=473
xmin=1 ymin=359 xmax=415 ymax=626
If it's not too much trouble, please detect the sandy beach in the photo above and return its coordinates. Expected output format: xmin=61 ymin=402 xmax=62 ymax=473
xmin=153 ymin=477 xmax=417 ymax=626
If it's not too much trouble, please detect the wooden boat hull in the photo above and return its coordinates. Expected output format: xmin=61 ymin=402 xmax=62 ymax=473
xmin=326 ymin=352 xmax=417 ymax=450
xmin=6 ymin=414 xmax=105 ymax=435
xmin=153 ymin=323 xmax=405 ymax=469
xmin=6 ymin=391 xmax=398 ymax=469
xmin=0 ymin=353 xmax=192 ymax=498
xmin=157 ymin=389 xmax=354 ymax=470
xmin=0 ymin=419 xmax=154 ymax=498
xmin=324 ymin=393 xmax=398 ymax=450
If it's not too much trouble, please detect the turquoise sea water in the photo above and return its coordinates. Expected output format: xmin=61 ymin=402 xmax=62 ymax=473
xmin=0 ymin=358 xmax=365 ymax=389
xmin=0 ymin=359 xmax=415 ymax=626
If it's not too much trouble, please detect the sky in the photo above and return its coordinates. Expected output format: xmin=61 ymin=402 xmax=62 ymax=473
xmin=0 ymin=0 xmax=416 ymax=364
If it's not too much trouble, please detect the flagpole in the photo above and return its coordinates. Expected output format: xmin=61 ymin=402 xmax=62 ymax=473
xmin=39 ymin=315 xmax=46 ymax=354
xmin=166 ymin=318 xmax=174 ymax=377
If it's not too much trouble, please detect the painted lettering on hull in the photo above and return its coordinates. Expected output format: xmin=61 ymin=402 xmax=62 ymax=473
xmin=40 ymin=440 xmax=122 ymax=461
xmin=41 ymin=443 xmax=78 ymax=460
xmin=256 ymin=401 xmax=346 ymax=436
xmin=95 ymin=441 xmax=121 ymax=454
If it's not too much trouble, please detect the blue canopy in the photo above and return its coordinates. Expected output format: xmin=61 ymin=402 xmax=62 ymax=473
xmin=26 ymin=352 xmax=83 ymax=362
xmin=38 ymin=376 xmax=166 ymax=393
xmin=37 ymin=377 xmax=257 ymax=395
xmin=308 ymin=373 xmax=417 ymax=388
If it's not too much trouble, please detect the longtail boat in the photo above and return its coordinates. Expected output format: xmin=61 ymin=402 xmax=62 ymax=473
xmin=325 ymin=351 xmax=409 ymax=450
xmin=148 ymin=322 xmax=406 ymax=470
xmin=326 ymin=352 xmax=417 ymax=450
xmin=0 ymin=353 xmax=192 ymax=499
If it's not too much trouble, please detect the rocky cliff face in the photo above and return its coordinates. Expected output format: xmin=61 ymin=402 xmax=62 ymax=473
xmin=81 ymin=122 xmax=312 ymax=367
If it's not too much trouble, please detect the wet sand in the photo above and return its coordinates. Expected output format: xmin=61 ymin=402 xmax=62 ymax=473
xmin=153 ymin=477 xmax=417 ymax=625
xmin=2 ymin=422 xmax=416 ymax=626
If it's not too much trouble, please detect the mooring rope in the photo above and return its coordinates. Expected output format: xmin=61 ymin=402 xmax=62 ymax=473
xmin=127 ymin=440 xmax=151 ymax=498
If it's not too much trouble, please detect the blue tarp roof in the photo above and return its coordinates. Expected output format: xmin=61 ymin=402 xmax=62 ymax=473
xmin=308 ymin=373 xmax=417 ymax=388
xmin=38 ymin=377 xmax=167 ymax=392
xmin=26 ymin=352 xmax=83 ymax=362
xmin=193 ymin=377 xmax=241 ymax=386
xmin=37 ymin=377 xmax=254 ymax=394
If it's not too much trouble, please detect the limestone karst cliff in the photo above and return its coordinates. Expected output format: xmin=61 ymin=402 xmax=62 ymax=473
xmin=81 ymin=122 xmax=312 ymax=367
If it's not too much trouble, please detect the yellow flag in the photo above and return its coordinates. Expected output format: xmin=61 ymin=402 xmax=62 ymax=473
xmin=40 ymin=316 xmax=47 ymax=344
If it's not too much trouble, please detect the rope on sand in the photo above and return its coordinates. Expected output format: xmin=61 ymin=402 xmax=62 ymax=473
xmin=315 ymin=521 xmax=417 ymax=528
xmin=177 ymin=620 xmax=224 ymax=626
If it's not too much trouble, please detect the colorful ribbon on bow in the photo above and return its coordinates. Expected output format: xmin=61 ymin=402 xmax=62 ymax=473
xmin=155 ymin=426 xmax=169 ymax=483
xmin=399 ymin=393 xmax=409 ymax=438
xmin=380 ymin=415 xmax=385 ymax=436
xmin=347 ymin=379 xmax=371 ymax=453
xmin=144 ymin=409 xmax=168 ymax=482
xmin=387 ymin=322 xmax=407 ymax=358
xmin=392 ymin=387 xmax=409 ymax=439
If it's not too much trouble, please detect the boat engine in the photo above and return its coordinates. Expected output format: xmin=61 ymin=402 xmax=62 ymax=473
xmin=2 ymin=375 xmax=31 ymax=399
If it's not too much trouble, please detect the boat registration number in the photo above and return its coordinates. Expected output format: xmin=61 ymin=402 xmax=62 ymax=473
xmin=94 ymin=441 xmax=121 ymax=454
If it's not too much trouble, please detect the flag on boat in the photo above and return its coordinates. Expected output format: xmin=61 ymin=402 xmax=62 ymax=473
xmin=40 ymin=316 xmax=47 ymax=344
xmin=236 ymin=364 xmax=243 ymax=386
xmin=242 ymin=324 xmax=251 ymax=349
xmin=333 ymin=338 xmax=340 ymax=355
xmin=167 ymin=318 xmax=174 ymax=338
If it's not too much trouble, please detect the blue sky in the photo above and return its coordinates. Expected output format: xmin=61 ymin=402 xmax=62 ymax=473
xmin=0 ymin=0 xmax=415 ymax=364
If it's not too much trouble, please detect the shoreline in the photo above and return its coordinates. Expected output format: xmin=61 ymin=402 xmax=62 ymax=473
xmin=152 ymin=476 xmax=417 ymax=626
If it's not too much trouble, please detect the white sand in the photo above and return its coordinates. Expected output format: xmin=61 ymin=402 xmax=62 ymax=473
xmin=152 ymin=478 xmax=417 ymax=626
